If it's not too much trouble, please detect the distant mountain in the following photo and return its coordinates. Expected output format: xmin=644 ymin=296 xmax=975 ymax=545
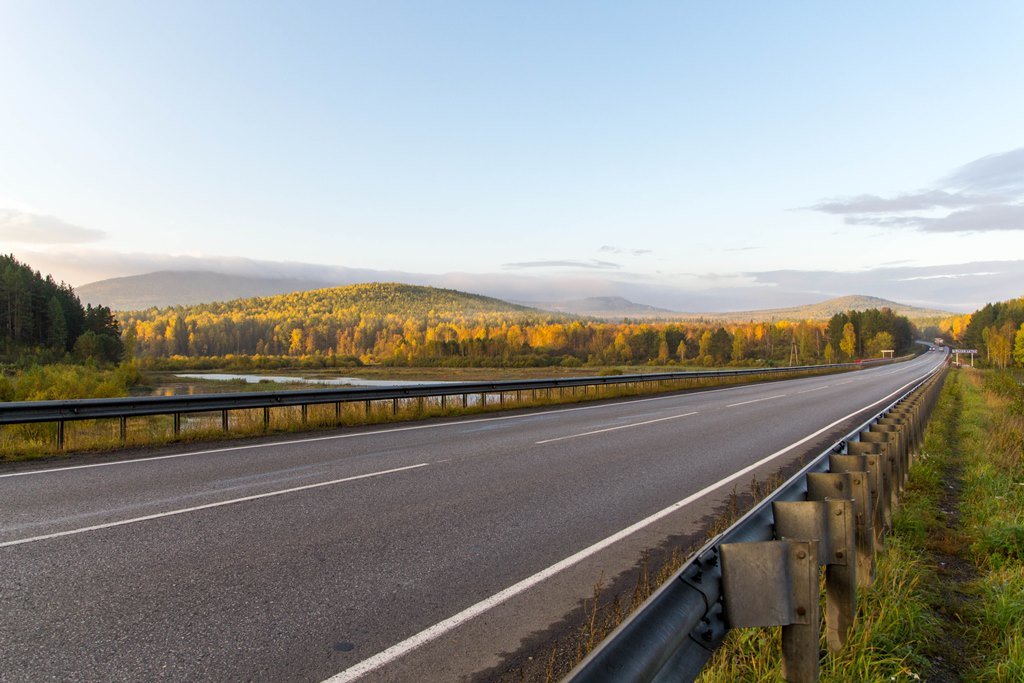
xmin=521 ymin=296 xmax=678 ymax=318
xmin=518 ymin=293 xmax=949 ymax=322
xmin=78 ymin=271 xmax=336 ymax=310
xmin=672 ymin=295 xmax=952 ymax=323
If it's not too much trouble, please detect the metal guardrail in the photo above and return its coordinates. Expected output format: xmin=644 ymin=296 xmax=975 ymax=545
xmin=0 ymin=359 xmax=900 ymax=450
xmin=566 ymin=355 xmax=947 ymax=682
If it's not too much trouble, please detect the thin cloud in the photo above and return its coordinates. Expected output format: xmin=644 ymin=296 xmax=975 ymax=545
xmin=502 ymin=259 xmax=621 ymax=270
xmin=811 ymin=189 xmax=1001 ymax=214
xmin=847 ymin=203 xmax=1024 ymax=232
xmin=895 ymin=272 xmax=999 ymax=282
xmin=807 ymin=147 xmax=1024 ymax=234
xmin=0 ymin=209 xmax=106 ymax=244
xmin=598 ymin=245 xmax=652 ymax=256
xmin=944 ymin=147 xmax=1024 ymax=193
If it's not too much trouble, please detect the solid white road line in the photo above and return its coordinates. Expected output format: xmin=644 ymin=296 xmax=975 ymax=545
xmin=322 ymin=364 xmax=942 ymax=683
xmin=0 ymin=463 xmax=429 ymax=549
xmin=534 ymin=412 xmax=699 ymax=444
xmin=726 ymin=394 xmax=785 ymax=408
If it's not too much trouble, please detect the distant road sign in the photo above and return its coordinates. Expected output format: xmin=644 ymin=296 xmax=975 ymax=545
xmin=952 ymin=349 xmax=977 ymax=354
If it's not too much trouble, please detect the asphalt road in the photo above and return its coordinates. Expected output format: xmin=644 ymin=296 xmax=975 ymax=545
xmin=0 ymin=352 xmax=946 ymax=682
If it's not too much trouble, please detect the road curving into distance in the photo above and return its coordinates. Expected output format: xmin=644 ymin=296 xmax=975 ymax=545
xmin=0 ymin=350 xmax=948 ymax=682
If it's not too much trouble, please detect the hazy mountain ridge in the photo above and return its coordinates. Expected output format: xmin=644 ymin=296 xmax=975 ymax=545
xmin=77 ymin=271 xmax=338 ymax=310
xmin=525 ymin=294 xmax=950 ymax=322
xmin=518 ymin=296 xmax=677 ymax=317
xmin=79 ymin=270 xmax=950 ymax=322
xmin=673 ymin=295 xmax=952 ymax=323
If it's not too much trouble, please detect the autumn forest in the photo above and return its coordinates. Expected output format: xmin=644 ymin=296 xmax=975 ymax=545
xmin=112 ymin=282 xmax=920 ymax=369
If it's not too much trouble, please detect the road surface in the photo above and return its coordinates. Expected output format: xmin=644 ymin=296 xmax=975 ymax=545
xmin=0 ymin=351 xmax=946 ymax=682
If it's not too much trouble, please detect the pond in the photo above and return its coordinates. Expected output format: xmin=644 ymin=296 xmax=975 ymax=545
xmin=173 ymin=372 xmax=460 ymax=388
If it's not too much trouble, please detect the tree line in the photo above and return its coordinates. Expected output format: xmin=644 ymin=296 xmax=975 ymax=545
xmin=0 ymin=254 xmax=123 ymax=363
xmin=119 ymin=284 xmax=919 ymax=367
xmin=944 ymin=297 xmax=1024 ymax=369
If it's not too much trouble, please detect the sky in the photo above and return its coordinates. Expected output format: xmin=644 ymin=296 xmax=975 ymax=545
xmin=1 ymin=1 xmax=1023 ymax=313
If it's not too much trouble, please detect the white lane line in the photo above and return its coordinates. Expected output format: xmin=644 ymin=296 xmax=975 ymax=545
xmin=0 ymin=463 xmax=429 ymax=549
xmin=0 ymin=380 xmax=824 ymax=479
xmin=726 ymin=394 xmax=785 ymax=408
xmin=535 ymin=412 xmax=699 ymax=444
xmin=322 ymin=364 xmax=942 ymax=683
xmin=835 ymin=380 xmax=854 ymax=385
xmin=796 ymin=385 xmax=829 ymax=395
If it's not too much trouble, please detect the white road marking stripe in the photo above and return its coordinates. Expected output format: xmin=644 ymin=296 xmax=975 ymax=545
xmin=0 ymin=380 xmax=819 ymax=479
xmin=322 ymin=364 xmax=942 ymax=683
xmin=796 ymin=385 xmax=829 ymax=395
xmin=535 ymin=412 xmax=699 ymax=444
xmin=835 ymin=380 xmax=854 ymax=385
xmin=726 ymin=394 xmax=785 ymax=407
xmin=0 ymin=463 xmax=429 ymax=549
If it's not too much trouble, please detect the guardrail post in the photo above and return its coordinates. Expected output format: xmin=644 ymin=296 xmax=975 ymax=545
xmin=173 ymin=413 xmax=181 ymax=436
xmin=825 ymin=456 xmax=876 ymax=586
xmin=222 ymin=409 xmax=229 ymax=432
xmin=794 ymin=480 xmax=858 ymax=651
xmin=263 ymin=406 xmax=271 ymax=430
xmin=848 ymin=441 xmax=891 ymax=531
xmin=462 ymin=393 xmax=468 ymax=409
xmin=876 ymin=413 xmax=905 ymax=465
xmin=301 ymin=404 xmax=308 ymax=424
xmin=392 ymin=398 xmax=399 ymax=415
xmin=440 ymin=394 xmax=447 ymax=410
xmin=838 ymin=450 xmax=885 ymax=544
xmin=863 ymin=425 xmax=902 ymax=493
xmin=57 ymin=420 xmax=65 ymax=450
xmin=335 ymin=401 xmax=342 ymax=422
xmin=119 ymin=416 xmax=127 ymax=445
xmin=878 ymin=411 xmax=913 ymax=473
xmin=721 ymin=540 xmax=819 ymax=682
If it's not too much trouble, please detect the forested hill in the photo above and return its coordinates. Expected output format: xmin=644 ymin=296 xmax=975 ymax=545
xmin=135 ymin=283 xmax=546 ymax=319
xmin=119 ymin=283 xmax=571 ymax=360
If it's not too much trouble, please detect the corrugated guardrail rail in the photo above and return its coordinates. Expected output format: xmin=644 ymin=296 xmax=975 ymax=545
xmin=0 ymin=359 xmax=900 ymax=451
xmin=566 ymin=356 xmax=947 ymax=683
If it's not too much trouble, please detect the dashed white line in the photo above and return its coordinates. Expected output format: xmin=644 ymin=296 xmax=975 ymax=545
xmin=535 ymin=412 xmax=699 ymax=444
xmin=835 ymin=380 xmax=854 ymax=386
xmin=726 ymin=394 xmax=786 ymax=408
xmin=797 ymin=385 xmax=829 ymax=395
xmin=0 ymin=463 xmax=429 ymax=549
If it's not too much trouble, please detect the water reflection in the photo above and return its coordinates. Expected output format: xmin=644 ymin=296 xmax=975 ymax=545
xmin=174 ymin=373 xmax=459 ymax=388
